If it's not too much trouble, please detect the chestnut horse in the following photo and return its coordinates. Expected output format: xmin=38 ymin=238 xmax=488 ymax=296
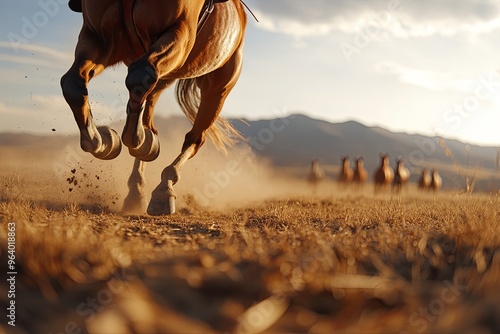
xmin=418 ymin=168 xmax=431 ymax=191
xmin=308 ymin=159 xmax=325 ymax=185
xmin=353 ymin=157 xmax=368 ymax=189
xmin=430 ymin=169 xmax=442 ymax=192
xmin=337 ymin=155 xmax=353 ymax=187
xmin=61 ymin=0 xmax=247 ymax=215
xmin=392 ymin=158 xmax=410 ymax=193
xmin=374 ymin=153 xmax=394 ymax=193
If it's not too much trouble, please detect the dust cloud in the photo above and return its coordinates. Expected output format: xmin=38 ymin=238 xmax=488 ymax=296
xmin=0 ymin=126 xmax=343 ymax=214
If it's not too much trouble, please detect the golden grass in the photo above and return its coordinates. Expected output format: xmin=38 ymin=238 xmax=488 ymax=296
xmin=0 ymin=176 xmax=499 ymax=333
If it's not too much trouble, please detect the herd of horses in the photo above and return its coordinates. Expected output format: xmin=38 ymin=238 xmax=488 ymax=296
xmin=308 ymin=153 xmax=443 ymax=193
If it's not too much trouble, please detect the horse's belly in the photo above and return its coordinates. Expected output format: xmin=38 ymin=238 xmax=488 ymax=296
xmin=174 ymin=3 xmax=243 ymax=78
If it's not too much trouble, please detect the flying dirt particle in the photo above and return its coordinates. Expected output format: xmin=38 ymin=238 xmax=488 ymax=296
xmin=52 ymin=128 xmax=56 ymax=132
xmin=71 ymin=169 xmax=76 ymax=174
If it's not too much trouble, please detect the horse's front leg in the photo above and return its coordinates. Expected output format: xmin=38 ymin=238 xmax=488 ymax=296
xmin=60 ymin=26 xmax=122 ymax=160
xmin=122 ymin=23 xmax=195 ymax=162
xmin=121 ymin=78 xmax=173 ymax=162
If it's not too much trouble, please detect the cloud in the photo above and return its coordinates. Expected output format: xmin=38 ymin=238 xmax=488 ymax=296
xmin=0 ymin=41 xmax=69 ymax=60
xmin=0 ymin=54 xmax=65 ymax=69
xmin=374 ymin=61 xmax=465 ymax=92
xmin=250 ymin=0 xmax=500 ymax=38
xmin=0 ymin=41 xmax=71 ymax=69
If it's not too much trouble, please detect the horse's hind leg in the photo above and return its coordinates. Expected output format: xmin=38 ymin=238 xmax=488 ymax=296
xmin=121 ymin=80 xmax=175 ymax=214
xmin=147 ymin=43 xmax=244 ymax=215
xmin=122 ymin=158 xmax=147 ymax=214
xmin=61 ymin=26 xmax=121 ymax=160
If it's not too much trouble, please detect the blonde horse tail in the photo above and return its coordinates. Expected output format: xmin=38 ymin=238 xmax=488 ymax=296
xmin=175 ymin=78 xmax=244 ymax=155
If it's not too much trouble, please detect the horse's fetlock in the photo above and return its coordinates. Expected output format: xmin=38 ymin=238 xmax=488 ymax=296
xmin=161 ymin=165 xmax=180 ymax=184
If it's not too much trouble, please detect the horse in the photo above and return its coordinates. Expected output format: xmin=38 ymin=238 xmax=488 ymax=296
xmin=392 ymin=158 xmax=410 ymax=193
xmin=308 ymin=159 xmax=325 ymax=185
xmin=337 ymin=155 xmax=353 ymax=188
xmin=61 ymin=0 xmax=247 ymax=215
xmin=418 ymin=168 xmax=431 ymax=191
xmin=430 ymin=169 xmax=442 ymax=192
xmin=352 ymin=156 xmax=368 ymax=189
xmin=374 ymin=153 xmax=394 ymax=193
xmin=307 ymin=159 xmax=324 ymax=194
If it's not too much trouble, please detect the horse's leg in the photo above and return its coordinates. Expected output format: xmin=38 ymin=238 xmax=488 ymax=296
xmin=60 ymin=26 xmax=121 ymax=160
xmin=147 ymin=145 xmax=196 ymax=215
xmin=122 ymin=158 xmax=147 ymax=214
xmin=122 ymin=25 xmax=195 ymax=161
xmin=147 ymin=43 xmax=244 ymax=215
xmin=122 ymin=77 xmax=174 ymax=163
xmin=121 ymin=80 xmax=174 ymax=213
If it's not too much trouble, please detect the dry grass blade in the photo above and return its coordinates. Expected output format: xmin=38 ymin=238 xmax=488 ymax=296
xmin=236 ymin=295 xmax=289 ymax=334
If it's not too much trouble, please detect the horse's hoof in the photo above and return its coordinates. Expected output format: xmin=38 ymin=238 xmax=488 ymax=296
xmin=92 ymin=127 xmax=122 ymax=160
xmin=128 ymin=128 xmax=160 ymax=162
xmin=122 ymin=194 xmax=147 ymax=215
xmin=147 ymin=197 xmax=176 ymax=216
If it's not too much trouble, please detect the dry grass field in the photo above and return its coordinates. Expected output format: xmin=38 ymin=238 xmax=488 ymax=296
xmin=1 ymin=143 xmax=500 ymax=333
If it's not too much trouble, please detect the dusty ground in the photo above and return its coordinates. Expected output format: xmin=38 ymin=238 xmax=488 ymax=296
xmin=0 ymin=141 xmax=500 ymax=333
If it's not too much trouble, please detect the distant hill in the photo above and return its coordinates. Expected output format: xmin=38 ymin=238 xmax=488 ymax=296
xmin=1 ymin=114 xmax=499 ymax=191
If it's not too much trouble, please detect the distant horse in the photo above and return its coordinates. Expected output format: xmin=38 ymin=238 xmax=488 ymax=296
xmin=430 ymin=169 xmax=442 ymax=192
xmin=308 ymin=159 xmax=325 ymax=185
xmin=308 ymin=159 xmax=324 ymax=194
xmin=61 ymin=0 xmax=247 ymax=215
xmin=337 ymin=155 xmax=353 ymax=188
xmin=374 ymin=153 xmax=394 ymax=192
xmin=418 ymin=168 xmax=432 ymax=191
xmin=353 ymin=157 xmax=368 ymax=189
xmin=393 ymin=158 xmax=410 ymax=193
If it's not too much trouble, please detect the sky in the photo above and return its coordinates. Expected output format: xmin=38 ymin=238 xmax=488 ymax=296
xmin=2 ymin=0 xmax=500 ymax=147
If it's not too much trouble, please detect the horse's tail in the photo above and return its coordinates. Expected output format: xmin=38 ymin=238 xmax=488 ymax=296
xmin=175 ymin=78 xmax=244 ymax=155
